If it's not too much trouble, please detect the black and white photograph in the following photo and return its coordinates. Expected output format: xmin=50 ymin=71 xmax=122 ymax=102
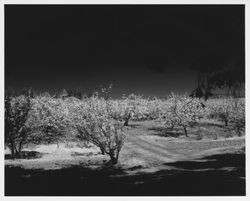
xmin=3 ymin=2 xmax=246 ymax=197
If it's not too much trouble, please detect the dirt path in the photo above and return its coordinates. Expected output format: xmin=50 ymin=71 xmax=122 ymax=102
xmin=120 ymin=121 xmax=245 ymax=170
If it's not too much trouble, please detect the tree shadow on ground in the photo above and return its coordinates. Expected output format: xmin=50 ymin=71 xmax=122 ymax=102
xmin=148 ymin=126 xmax=183 ymax=138
xmin=5 ymin=151 xmax=245 ymax=196
xmin=5 ymin=151 xmax=44 ymax=160
xmin=127 ymin=124 xmax=142 ymax=128
xmin=165 ymin=153 xmax=245 ymax=170
xmin=198 ymin=121 xmax=225 ymax=128
xmin=71 ymin=152 xmax=100 ymax=157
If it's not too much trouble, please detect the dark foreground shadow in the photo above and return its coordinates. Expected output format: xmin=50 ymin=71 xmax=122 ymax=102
xmin=5 ymin=153 xmax=245 ymax=196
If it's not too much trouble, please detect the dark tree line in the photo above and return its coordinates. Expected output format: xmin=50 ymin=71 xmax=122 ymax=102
xmin=190 ymin=54 xmax=244 ymax=100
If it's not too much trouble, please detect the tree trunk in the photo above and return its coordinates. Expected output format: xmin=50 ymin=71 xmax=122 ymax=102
xmin=109 ymin=152 xmax=118 ymax=164
xmin=15 ymin=150 xmax=21 ymax=159
xmin=225 ymin=120 xmax=228 ymax=126
xmin=14 ymin=142 xmax=21 ymax=158
xmin=124 ymin=119 xmax=129 ymax=126
xmin=237 ymin=127 xmax=241 ymax=137
xmin=100 ymin=147 xmax=105 ymax=155
xmin=110 ymin=156 xmax=118 ymax=164
xmin=183 ymin=126 xmax=188 ymax=137
xmin=18 ymin=140 xmax=23 ymax=154
xmin=124 ymin=113 xmax=131 ymax=126
xmin=10 ymin=141 xmax=16 ymax=159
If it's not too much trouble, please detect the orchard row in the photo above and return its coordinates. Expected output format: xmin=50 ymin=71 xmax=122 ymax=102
xmin=5 ymin=90 xmax=245 ymax=163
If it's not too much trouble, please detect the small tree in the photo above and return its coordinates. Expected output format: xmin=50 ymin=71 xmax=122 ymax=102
xmin=145 ymin=98 xmax=165 ymax=120
xmin=230 ymin=98 xmax=245 ymax=136
xmin=207 ymin=97 xmax=236 ymax=126
xmin=71 ymin=99 xmax=126 ymax=164
xmin=161 ymin=94 xmax=205 ymax=137
xmin=5 ymin=92 xmax=32 ymax=159
xmin=27 ymin=95 xmax=70 ymax=146
xmin=120 ymin=94 xmax=146 ymax=126
xmin=108 ymin=99 xmax=132 ymax=126
xmin=76 ymin=118 xmax=125 ymax=164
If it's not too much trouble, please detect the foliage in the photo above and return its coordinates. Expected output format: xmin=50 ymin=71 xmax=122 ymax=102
xmin=160 ymin=93 xmax=205 ymax=137
xmin=206 ymin=97 xmax=245 ymax=135
xmin=205 ymin=98 xmax=243 ymax=127
xmin=145 ymin=98 xmax=167 ymax=120
xmin=119 ymin=94 xmax=149 ymax=125
xmin=190 ymin=54 xmax=244 ymax=99
xmin=5 ymin=85 xmax=245 ymax=163
xmin=27 ymin=95 xmax=71 ymax=144
xmin=99 ymin=84 xmax=113 ymax=100
xmin=107 ymin=95 xmax=139 ymax=126
xmin=70 ymin=97 xmax=126 ymax=164
xmin=65 ymin=88 xmax=84 ymax=100
xmin=231 ymin=99 xmax=245 ymax=136
xmin=5 ymin=93 xmax=32 ymax=158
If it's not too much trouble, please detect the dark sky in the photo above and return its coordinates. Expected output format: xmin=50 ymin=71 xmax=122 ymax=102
xmin=5 ymin=5 xmax=245 ymax=98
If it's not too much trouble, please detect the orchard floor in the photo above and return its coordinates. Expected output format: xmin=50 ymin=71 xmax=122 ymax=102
xmin=5 ymin=120 xmax=245 ymax=196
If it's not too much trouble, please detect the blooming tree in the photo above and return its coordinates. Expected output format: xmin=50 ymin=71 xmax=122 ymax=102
xmin=27 ymin=95 xmax=70 ymax=145
xmin=70 ymin=97 xmax=126 ymax=164
xmin=206 ymin=97 xmax=243 ymax=126
xmin=160 ymin=94 xmax=205 ymax=137
xmin=5 ymin=93 xmax=32 ymax=158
